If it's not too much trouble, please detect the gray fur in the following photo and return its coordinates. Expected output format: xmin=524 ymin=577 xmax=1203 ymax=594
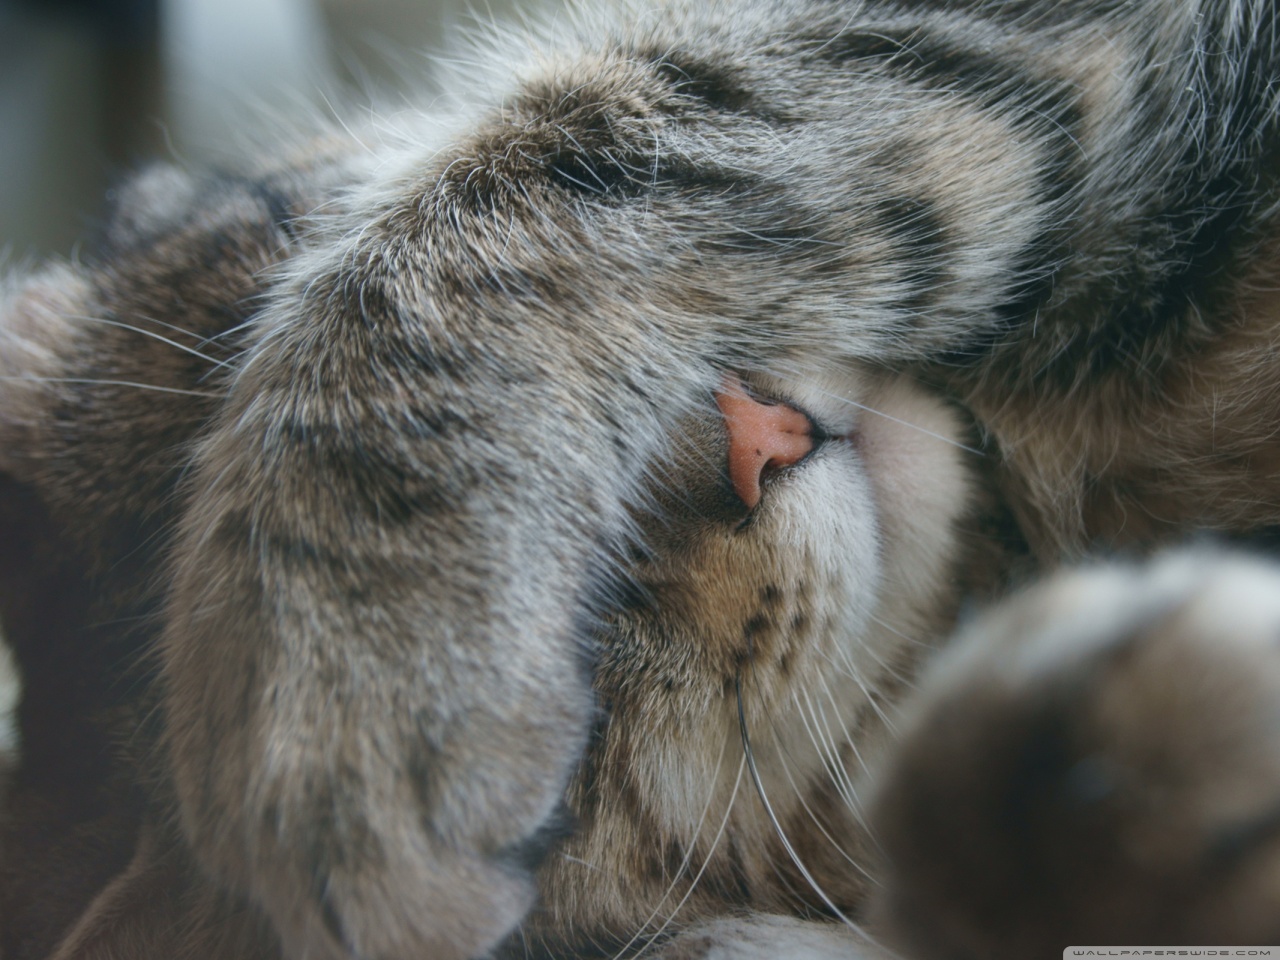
xmin=2 ymin=0 xmax=1280 ymax=957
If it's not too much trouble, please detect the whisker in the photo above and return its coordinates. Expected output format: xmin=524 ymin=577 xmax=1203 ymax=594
xmin=64 ymin=313 xmax=234 ymax=368
xmin=796 ymin=686 xmax=864 ymax=819
xmin=608 ymin=735 xmax=737 ymax=959
xmin=833 ymin=394 xmax=984 ymax=456
xmin=0 ymin=375 xmax=219 ymax=398
xmin=806 ymin=678 xmax=890 ymax=862
xmin=819 ymin=639 xmax=906 ymax=716
xmin=867 ymin=611 xmax=934 ymax=650
xmin=735 ymin=673 xmax=880 ymax=945
xmin=816 ymin=675 xmax=877 ymax=785
xmin=857 ymin=640 xmax=916 ymax=690
xmin=823 ymin=626 xmax=914 ymax=717
xmin=845 ymin=666 xmax=899 ymax=737
xmin=823 ymin=642 xmax=902 ymax=738
xmin=770 ymin=692 xmax=877 ymax=884
xmin=753 ymin=361 xmax=983 ymax=456
xmin=198 ymin=312 xmax=267 ymax=348
xmin=793 ymin=685 xmax=855 ymax=803
xmin=102 ymin=311 xmax=214 ymax=343
xmin=622 ymin=752 xmax=748 ymax=960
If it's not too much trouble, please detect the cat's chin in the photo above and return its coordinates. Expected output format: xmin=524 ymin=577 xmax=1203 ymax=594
xmin=718 ymin=370 xmax=972 ymax=811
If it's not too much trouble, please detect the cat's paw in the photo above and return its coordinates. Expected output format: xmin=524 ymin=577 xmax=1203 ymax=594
xmin=870 ymin=551 xmax=1280 ymax=958
xmin=163 ymin=623 xmax=587 ymax=960
xmin=160 ymin=523 xmax=594 ymax=960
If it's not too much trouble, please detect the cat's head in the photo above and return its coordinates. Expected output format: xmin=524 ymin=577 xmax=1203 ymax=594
xmin=0 ymin=44 xmax=999 ymax=954
xmin=529 ymin=364 xmax=979 ymax=949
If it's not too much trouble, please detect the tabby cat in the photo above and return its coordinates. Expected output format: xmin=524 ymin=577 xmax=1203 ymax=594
xmin=3 ymin=0 xmax=1280 ymax=957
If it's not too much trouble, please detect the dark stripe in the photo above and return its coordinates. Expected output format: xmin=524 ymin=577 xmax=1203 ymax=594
xmin=547 ymin=147 xmax=657 ymax=198
xmin=870 ymin=193 xmax=951 ymax=317
xmin=648 ymin=51 xmax=755 ymax=113
xmin=804 ymin=27 xmax=1083 ymax=142
xmin=1114 ymin=0 xmax=1280 ymax=334
xmin=861 ymin=0 xmax=1127 ymax=31
xmin=451 ymin=59 xmax=773 ymax=206
xmin=644 ymin=49 xmax=786 ymax=121
xmin=978 ymin=0 xmax=1280 ymax=384
xmin=659 ymin=170 xmax=833 ymax=254
xmin=242 ymin=178 xmax=305 ymax=242
xmin=807 ymin=25 xmax=1087 ymax=329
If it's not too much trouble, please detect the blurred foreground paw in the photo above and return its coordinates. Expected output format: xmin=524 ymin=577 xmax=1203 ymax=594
xmin=871 ymin=551 xmax=1280 ymax=958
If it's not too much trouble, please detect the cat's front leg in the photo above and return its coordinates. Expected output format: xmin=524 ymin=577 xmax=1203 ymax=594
xmin=870 ymin=551 xmax=1280 ymax=957
xmin=155 ymin=152 xmax=722 ymax=960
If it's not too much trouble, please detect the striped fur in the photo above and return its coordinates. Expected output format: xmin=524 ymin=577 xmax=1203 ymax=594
xmin=2 ymin=0 xmax=1280 ymax=957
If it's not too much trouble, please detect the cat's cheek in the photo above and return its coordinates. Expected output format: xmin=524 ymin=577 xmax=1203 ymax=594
xmin=855 ymin=380 xmax=971 ymax=593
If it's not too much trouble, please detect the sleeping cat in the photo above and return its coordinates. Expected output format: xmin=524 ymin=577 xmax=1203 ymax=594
xmin=3 ymin=0 xmax=1280 ymax=956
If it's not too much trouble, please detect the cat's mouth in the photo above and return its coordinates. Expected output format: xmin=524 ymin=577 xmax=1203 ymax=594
xmin=715 ymin=373 xmax=835 ymax=509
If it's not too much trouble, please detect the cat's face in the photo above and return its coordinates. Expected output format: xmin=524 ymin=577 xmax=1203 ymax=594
xmin=531 ymin=364 xmax=976 ymax=946
xmin=0 ymin=143 xmax=985 ymax=960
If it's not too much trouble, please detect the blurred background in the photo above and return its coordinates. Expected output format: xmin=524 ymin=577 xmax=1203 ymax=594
xmin=0 ymin=0 xmax=533 ymax=257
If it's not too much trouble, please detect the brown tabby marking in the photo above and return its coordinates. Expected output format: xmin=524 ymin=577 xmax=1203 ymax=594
xmin=3 ymin=0 xmax=1280 ymax=957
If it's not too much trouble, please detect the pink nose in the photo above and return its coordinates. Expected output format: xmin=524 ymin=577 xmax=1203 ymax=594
xmin=714 ymin=375 xmax=815 ymax=509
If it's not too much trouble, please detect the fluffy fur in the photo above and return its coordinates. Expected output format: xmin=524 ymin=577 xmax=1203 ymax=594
xmin=2 ymin=0 xmax=1280 ymax=957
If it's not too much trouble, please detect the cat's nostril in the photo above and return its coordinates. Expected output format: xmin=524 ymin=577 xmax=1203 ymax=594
xmin=715 ymin=374 xmax=816 ymax=509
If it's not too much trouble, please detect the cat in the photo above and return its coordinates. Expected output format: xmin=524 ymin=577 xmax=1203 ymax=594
xmin=3 ymin=0 xmax=1280 ymax=957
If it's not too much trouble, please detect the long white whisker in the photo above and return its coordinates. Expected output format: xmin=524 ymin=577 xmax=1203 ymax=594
xmin=607 ymin=734 xmax=733 ymax=959
xmin=627 ymin=752 xmax=748 ymax=959
xmin=735 ymin=673 xmax=881 ymax=945
xmin=867 ymin=611 xmax=934 ymax=650
xmin=809 ymin=666 xmax=877 ymax=784
xmin=821 ymin=633 xmax=903 ymax=706
xmin=794 ymin=686 xmax=855 ymax=806
xmin=65 ymin=314 xmax=233 ymax=369
xmin=844 ymin=663 xmax=899 ymax=736
xmin=754 ymin=363 xmax=983 ymax=455
xmin=822 ymin=639 xmax=901 ymax=738
xmin=811 ymin=669 xmax=872 ymax=779
xmin=835 ymin=395 xmax=983 ymax=455
xmin=797 ymin=685 xmax=864 ymax=819
xmin=807 ymin=676 xmax=891 ymax=862
xmin=196 ymin=313 xmax=261 ymax=348
xmin=96 ymin=311 xmax=212 ymax=343
xmin=857 ymin=637 xmax=916 ymax=689
xmin=772 ymin=692 xmax=877 ymax=884
xmin=0 ymin=375 xmax=219 ymax=398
